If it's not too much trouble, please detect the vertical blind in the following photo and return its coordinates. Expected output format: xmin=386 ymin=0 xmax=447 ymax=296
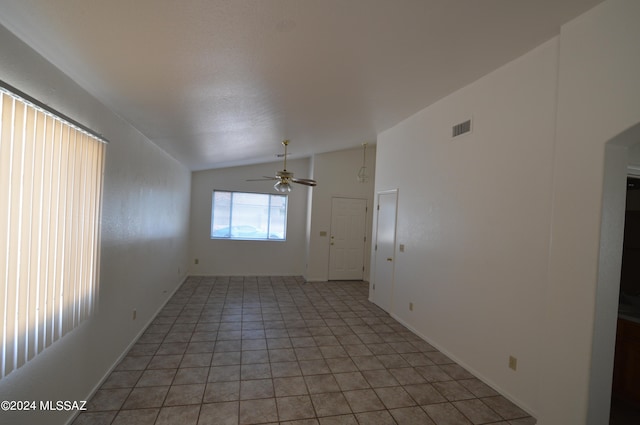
xmin=0 ymin=86 xmax=106 ymax=378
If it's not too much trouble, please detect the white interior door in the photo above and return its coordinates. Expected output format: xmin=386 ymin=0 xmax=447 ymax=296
xmin=373 ymin=190 xmax=398 ymax=312
xmin=329 ymin=197 xmax=367 ymax=280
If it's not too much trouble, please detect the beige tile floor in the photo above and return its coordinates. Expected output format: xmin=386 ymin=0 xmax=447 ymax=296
xmin=73 ymin=276 xmax=536 ymax=425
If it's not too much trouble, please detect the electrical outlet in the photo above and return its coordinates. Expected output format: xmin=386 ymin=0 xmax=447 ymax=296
xmin=509 ymin=356 xmax=517 ymax=371
xmin=409 ymin=302 xmax=414 ymax=311
xmin=399 ymin=244 xmax=405 ymax=252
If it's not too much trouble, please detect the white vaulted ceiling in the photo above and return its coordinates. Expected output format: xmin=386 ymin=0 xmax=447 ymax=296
xmin=0 ymin=0 xmax=602 ymax=170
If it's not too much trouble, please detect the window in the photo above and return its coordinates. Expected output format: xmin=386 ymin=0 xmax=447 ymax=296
xmin=0 ymin=83 xmax=106 ymax=378
xmin=211 ymin=191 xmax=287 ymax=241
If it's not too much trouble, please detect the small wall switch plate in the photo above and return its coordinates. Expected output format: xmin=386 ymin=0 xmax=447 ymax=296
xmin=409 ymin=302 xmax=414 ymax=311
xmin=320 ymin=231 xmax=327 ymax=237
xmin=194 ymin=258 xmax=199 ymax=264
xmin=132 ymin=309 xmax=137 ymax=320
xmin=399 ymin=244 xmax=405 ymax=252
xmin=509 ymin=356 xmax=517 ymax=371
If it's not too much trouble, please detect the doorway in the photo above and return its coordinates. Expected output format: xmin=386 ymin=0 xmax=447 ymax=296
xmin=588 ymin=122 xmax=640 ymax=425
xmin=609 ymin=179 xmax=640 ymax=425
xmin=372 ymin=189 xmax=398 ymax=313
xmin=328 ymin=197 xmax=367 ymax=280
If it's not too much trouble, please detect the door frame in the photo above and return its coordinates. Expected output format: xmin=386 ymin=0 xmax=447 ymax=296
xmin=588 ymin=123 xmax=640 ymax=424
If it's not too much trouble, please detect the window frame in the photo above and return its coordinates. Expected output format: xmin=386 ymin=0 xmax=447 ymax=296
xmin=210 ymin=190 xmax=288 ymax=241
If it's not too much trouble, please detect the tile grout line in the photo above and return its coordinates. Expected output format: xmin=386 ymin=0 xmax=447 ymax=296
xmin=73 ymin=276 xmax=534 ymax=425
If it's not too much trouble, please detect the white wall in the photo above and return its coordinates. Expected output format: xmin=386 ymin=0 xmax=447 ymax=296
xmin=189 ymin=146 xmax=376 ymax=281
xmin=541 ymin=0 xmax=640 ymax=424
xmin=629 ymin=144 xmax=640 ymax=168
xmin=372 ymin=38 xmax=559 ymax=416
xmin=189 ymin=159 xmax=310 ymax=276
xmin=306 ymin=146 xmax=376 ymax=282
xmin=372 ymin=1 xmax=640 ymax=423
xmin=0 ymin=25 xmax=191 ymax=425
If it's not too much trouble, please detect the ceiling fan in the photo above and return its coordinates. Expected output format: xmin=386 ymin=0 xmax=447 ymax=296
xmin=248 ymin=140 xmax=317 ymax=192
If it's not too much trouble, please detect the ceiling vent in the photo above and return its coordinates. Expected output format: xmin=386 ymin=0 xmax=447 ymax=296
xmin=452 ymin=119 xmax=472 ymax=138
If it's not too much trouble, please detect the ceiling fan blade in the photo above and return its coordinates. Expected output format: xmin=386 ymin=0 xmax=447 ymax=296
xmin=246 ymin=176 xmax=279 ymax=181
xmin=292 ymin=177 xmax=317 ymax=187
xmin=245 ymin=142 xmax=310 ymax=189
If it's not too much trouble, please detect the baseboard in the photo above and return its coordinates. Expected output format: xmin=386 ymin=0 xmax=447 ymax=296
xmin=66 ymin=275 xmax=187 ymax=425
xmin=388 ymin=311 xmax=538 ymax=420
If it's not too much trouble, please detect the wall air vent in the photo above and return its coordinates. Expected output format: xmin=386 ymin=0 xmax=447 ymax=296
xmin=452 ymin=119 xmax=472 ymax=138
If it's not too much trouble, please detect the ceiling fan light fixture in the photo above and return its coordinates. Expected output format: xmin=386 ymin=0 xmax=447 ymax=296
xmin=274 ymin=180 xmax=292 ymax=192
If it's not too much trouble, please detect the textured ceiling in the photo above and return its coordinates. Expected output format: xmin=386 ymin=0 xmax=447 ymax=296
xmin=0 ymin=0 xmax=602 ymax=170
